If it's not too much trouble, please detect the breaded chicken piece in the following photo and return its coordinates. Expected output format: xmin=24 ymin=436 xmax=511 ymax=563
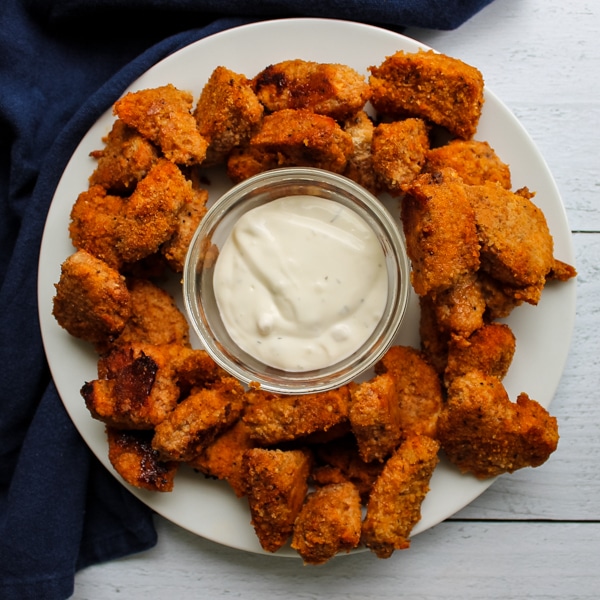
xmin=108 ymin=278 xmax=189 ymax=351
xmin=548 ymin=258 xmax=577 ymax=282
xmin=291 ymin=482 xmax=362 ymax=565
xmin=194 ymin=66 xmax=264 ymax=166
xmin=152 ymin=376 xmax=245 ymax=462
xmin=160 ymin=174 xmax=208 ymax=272
xmin=371 ymin=118 xmax=430 ymax=194
xmin=52 ymin=250 xmax=131 ymax=346
xmin=438 ymin=371 xmax=559 ymax=479
xmin=424 ymin=139 xmax=511 ymax=188
xmin=349 ymin=372 xmax=403 ymax=463
xmin=466 ymin=183 xmax=554 ymax=304
xmin=402 ymin=169 xmax=480 ymax=296
xmin=89 ymin=119 xmax=160 ymax=194
xmin=361 ymin=434 xmax=440 ymax=558
xmin=342 ymin=111 xmax=381 ymax=194
xmin=428 ymin=271 xmax=486 ymax=338
xmin=106 ymin=427 xmax=179 ymax=492
xmin=82 ymin=345 xmax=180 ymax=429
xmin=171 ymin=346 xmax=229 ymax=392
xmin=369 ymin=50 xmax=484 ymax=139
xmin=477 ymin=271 xmax=524 ymax=320
xmin=375 ymin=345 xmax=444 ymax=439
xmin=188 ymin=419 xmax=256 ymax=498
xmin=444 ymin=322 xmax=516 ymax=385
xmin=314 ymin=435 xmax=385 ymax=503
xmin=242 ymin=386 xmax=350 ymax=446
xmin=69 ymin=185 xmax=127 ymax=269
xmin=418 ymin=295 xmax=450 ymax=375
xmin=253 ymin=59 xmax=371 ymax=121
xmin=115 ymin=159 xmax=193 ymax=264
xmin=114 ymin=84 xmax=208 ymax=165
xmin=243 ymin=447 xmax=312 ymax=553
xmin=226 ymin=108 xmax=353 ymax=182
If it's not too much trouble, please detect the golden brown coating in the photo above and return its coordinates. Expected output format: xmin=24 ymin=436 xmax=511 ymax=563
xmin=242 ymin=386 xmax=350 ymax=446
xmin=361 ymin=434 xmax=440 ymax=558
xmin=69 ymin=185 xmax=127 ymax=269
xmin=371 ymin=118 xmax=430 ymax=194
xmin=110 ymin=278 xmax=189 ymax=350
xmin=188 ymin=419 xmax=256 ymax=498
xmin=477 ymin=271 xmax=524 ymax=320
xmin=429 ymin=271 xmax=486 ymax=338
xmin=115 ymin=159 xmax=193 ymax=264
xmin=82 ymin=346 xmax=179 ymax=430
xmin=466 ymin=183 xmax=554 ymax=303
xmin=160 ymin=178 xmax=208 ymax=272
xmin=291 ymin=482 xmax=362 ymax=565
xmin=52 ymin=250 xmax=131 ymax=346
xmin=438 ymin=371 xmax=559 ymax=479
xmin=369 ymin=50 xmax=484 ymax=139
xmin=114 ymin=84 xmax=208 ymax=165
xmin=375 ymin=345 xmax=444 ymax=440
xmin=89 ymin=119 xmax=160 ymax=194
xmin=548 ymin=258 xmax=577 ymax=282
xmin=152 ymin=376 xmax=245 ymax=462
xmin=194 ymin=66 xmax=264 ymax=165
xmin=243 ymin=447 xmax=313 ymax=553
xmin=349 ymin=372 xmax=402 ymax=463
xmin=226 ymin=108 xmax=354 ymax=182
xmin=418 ymin=295 xmax=450 ymax=375
xmin=444 ymin=322 xmax=516 ymax=385
xmin=424 ymin=139 xmax=511 ymax=188
xmin=402 ymin=169 xmax=480 ymax=297
xmin=253 ymin=59 xmax=371 ymax=121
xmin=106 ymin=427 xmax=179 ymax=492
xmin=342 ymin=111 xmax=381 ymax=194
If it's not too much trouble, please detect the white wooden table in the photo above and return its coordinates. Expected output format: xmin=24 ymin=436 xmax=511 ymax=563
xmin=72 ymin=1 xmax=600 ymax=597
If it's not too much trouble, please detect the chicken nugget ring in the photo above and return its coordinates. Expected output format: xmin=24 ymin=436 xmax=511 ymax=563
xmin=52 ymin=50 xmax=575 ymax=564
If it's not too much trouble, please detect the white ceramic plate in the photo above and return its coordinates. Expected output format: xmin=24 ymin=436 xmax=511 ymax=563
xmin=38 ymin=18 xmax=576 ymax=557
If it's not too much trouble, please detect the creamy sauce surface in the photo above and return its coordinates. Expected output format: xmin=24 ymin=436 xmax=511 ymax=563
xmin=213 ymin=195 xmax=388 ymax=371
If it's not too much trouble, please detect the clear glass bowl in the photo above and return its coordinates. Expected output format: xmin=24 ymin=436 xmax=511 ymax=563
xmin=183 ymin=167 xmax=410 ymax=394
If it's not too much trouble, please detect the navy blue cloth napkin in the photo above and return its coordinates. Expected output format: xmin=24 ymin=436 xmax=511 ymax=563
xmin=0 ymin=1 xmax=493 ymax=598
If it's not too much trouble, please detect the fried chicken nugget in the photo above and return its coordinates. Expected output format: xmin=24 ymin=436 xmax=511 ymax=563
xmin=243 ymin=447 xmax=313 ymax=553
xmin=342 ymin=110 xmax=381 ymax=194
xmin=361 ymin=434 xmax=440 ymax=558
xmin=89 ymin=119 xmax=160 ymax=194
xmin=152 ymin=376 xmax=245 ymax=462
xmin=444 ymin=322 xmax=516 ymax=385
xmin=106 ymin=427 xmax=179 ymax=492
xmin=194 ymin=66 xmax=264 ymax=166
xmin=114 ymin=84 xmax=208 ymax=165
xmin=402 ymin=169 xmax=480 ymax=297
xmin=83 ymin=343 xmax=181 ymax=430
xmin=369 ymin=50 xmax=484 ymax=139
xmin=115 ymin=159 xmax=193 ymax=264
xmin=371 ymin=118 xmax=430 ymax=194
xmin=291 ymin=482 xmax=362 ymax=565
xmin=438 ymin=371 xmax=559 ymax=479
xmin=188 ymin=419 xmax=256 ymax=498
xmin=418 ymin=295 xmax=450 ymax=375
xmin=424 ymin=139 xmax=511 ymax=188
xmin=466 ymin=184 xmax=554 ymax=304
xmin=242 ymin=386 xmax=350 ymax=446
xmin=226 ymin=108 xmax=354 ymax=182
xmin=253 ymin=59 xmax=371 ymax=121
xmin=52 ymin=249 xmax=131 ymax=346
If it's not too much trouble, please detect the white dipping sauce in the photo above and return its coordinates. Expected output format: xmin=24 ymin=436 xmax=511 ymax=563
xmin=213 ymin=195 xmax=388 ymax=372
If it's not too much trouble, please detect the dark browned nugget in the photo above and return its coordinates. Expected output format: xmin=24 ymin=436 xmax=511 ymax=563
xmin=52 ymin=249 xmax=131 ymax=346
xmin=361 ymin=434 xmax=440 ymax=558
xmin=106 ymin=427 xmax=179 ymax=492
xmin=253 ymin=59 xmax=371 ymax=121
xmin=114 ymin=84 xmax=208 ymax=165
xmin=369 ymin=49 xmax=484 ymax=139
xmin=402 ymin=169 xmax=480 ymax=297
xmin=194 ymin=66 xmax=264 ymax=165
xmin=438 ymin=371 xmax=559 ymax=479
xmin=243 ymin=447 xmax=313 ymax=553
xmin=291 ymin=482 xmax=362 ymax=565
xmin=371 ymin=118 xmax=430 ymax=194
